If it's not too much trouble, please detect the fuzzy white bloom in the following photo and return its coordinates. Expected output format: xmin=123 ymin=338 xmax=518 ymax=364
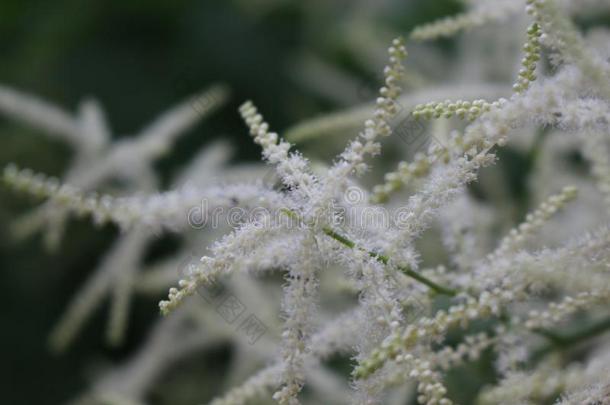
xmin=3 ymin=164 xmax=285 ymax=231
xmin=329 ymin=38 xmax=407 ymax=179
xmin=384 ymin=151 xmax=495 ymax=259
xmin=354 ymin=288 xmax=510 ymax=379
xmin=159 ymin=221 xmax=281 ymax=315
xmin=5 ymin=5 xmax=610 ymax=404
xmin=273 ymin=235 xmax=321 ymax=405
xmin=439 ymin=192 xmax=496 ymax=270
xmin=239 ymin=101 xmax=318 ymax=200
xmin=527 ymin=0 xmax=610 ymax=97
xmin=5 ymin=84 xmax=228 ymax=251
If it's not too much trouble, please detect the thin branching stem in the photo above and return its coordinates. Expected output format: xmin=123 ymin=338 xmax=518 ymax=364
xmin=280 ymin=208 xmax=456 ymax=296
xmin=322 ymin=226 xmax=457 ymax=296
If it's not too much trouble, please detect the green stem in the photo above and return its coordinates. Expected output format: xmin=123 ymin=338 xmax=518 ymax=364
xmin=398 ymin=266 xmax=457 ymax=296
xmin=322 ymin=226 xmax=457 ymax=296
xmin=280 ymin=208 xmax=457 ymax=296
xmin=322 ymin=227 xmax=355 ymax=249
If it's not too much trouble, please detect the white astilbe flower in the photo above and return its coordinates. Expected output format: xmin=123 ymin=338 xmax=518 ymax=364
xmin=389 ymin=24 xmax=559 ymax=215
xmin=355 ymin=221 xmax=610 ymax=383
xmin=5 ymin=5 xmax=610 ymax=404
xmin=353 ymin=287 xmax=510 ymax=379
xmin=403 ymin=65 xmax=601 ymax=183
xmin=527 ymin=0 xmax=610 ymax=98
xmin=328 ymin=37 xmax=407 ymax=179
xmin=2 ymin=91 xmax=274 ymax=352
xmin=517 ymin=227 xmax=610 ymax=294
xmin=371 ymin=121 xmax=453 ymax=204
xmin=439 ymin=191 xmax=496 ymax=270
xmin=384 ymin=151 xmax=495 ymax=260
xmin=159 ymin=220 xmax=283 ymax=314
xmin=466 ymin=224 xmax=610 ymax=297
xmin=239 ymin=101 xmax=318 ymax=200
xmin=274 ymin=234 xmax=321 ymax=405
xmin=47 ymin=140 xmax=256 ymax=351
xmin=363 ymin=64 xmax=610 ymax=253
xmin=7 ymin=84 xmax=228 ymax=249
xmin=347 ymin=254 xmax=405 ymax=404
xmin=158 ymin=39 xmax=441 ymax=403
xmin=3 ymin=164 xmax=285 ymax=231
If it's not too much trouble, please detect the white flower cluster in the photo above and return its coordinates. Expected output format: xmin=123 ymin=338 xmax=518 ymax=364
xmin=3 ymin=1 xmax=610 ymax=404
xmin=333 ymin=37 xmax=407 ymax=178
xmin=3 ymin=164 xmax=280 ymax=231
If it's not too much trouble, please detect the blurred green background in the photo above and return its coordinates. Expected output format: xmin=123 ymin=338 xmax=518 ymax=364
xmin=0 ymin=1 xmax=466 ymax=404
